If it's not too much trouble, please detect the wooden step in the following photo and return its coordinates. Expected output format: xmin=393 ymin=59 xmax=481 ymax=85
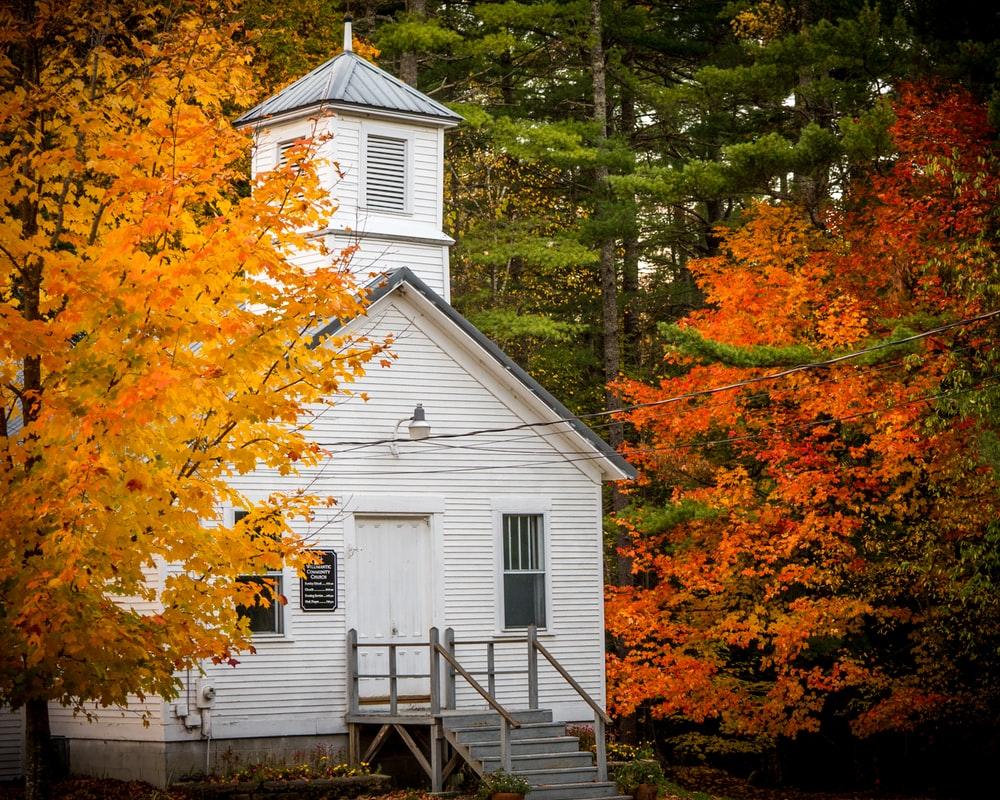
xmin=469 ymin=736 xmax=581 ymax=759
xmin=516 ymin=765 xmax=600 ymax=786
xmin=452 ymin=722 xmax=567 ymax=743
xmin=525 ymin=782 xmax=622 ymax=800
xmin=481 ymin=751 xmax=595 ymax=772
xmin=441 ymin=708 xmax=553 ymax=729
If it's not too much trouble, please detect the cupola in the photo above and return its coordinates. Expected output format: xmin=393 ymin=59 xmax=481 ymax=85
xmin=235 ymin=18 xmax=462 ymax=301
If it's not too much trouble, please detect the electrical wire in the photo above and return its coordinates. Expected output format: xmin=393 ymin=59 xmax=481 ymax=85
xmin=399 ymin=343 xmax=980 ymax=456
xmin=295 ymin=379 xmax=999 ymax=477
xmin=313 ymin=311 xmax=999 ymax=452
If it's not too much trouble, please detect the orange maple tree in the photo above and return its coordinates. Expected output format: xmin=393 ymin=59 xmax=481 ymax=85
xmin=0 ymin=2 xmax=386 ymax=794
xmin=606 ymin=83 xmax=1000 ymax=747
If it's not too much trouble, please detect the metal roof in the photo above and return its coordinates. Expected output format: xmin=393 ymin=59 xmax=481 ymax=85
xmin=311 ymin=268 xmax=637 ymax=481
xmin=234 ymin=52 xmax=463 ymax=127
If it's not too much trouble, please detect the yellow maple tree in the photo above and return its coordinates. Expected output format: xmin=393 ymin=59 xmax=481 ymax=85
xmin=0 ymin=2 xmax=385 ymax=794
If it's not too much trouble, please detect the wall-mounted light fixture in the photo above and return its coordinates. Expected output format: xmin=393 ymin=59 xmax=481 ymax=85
xmin=391 ymin=403 xmax=430 ymax=456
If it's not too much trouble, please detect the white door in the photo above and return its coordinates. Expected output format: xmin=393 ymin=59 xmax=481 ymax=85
xmin=354 ymin=515 xmax=433 ymax=707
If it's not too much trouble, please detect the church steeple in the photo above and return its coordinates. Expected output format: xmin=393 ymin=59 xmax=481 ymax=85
xmin=235 ymin=21 xmax=462 ymax=301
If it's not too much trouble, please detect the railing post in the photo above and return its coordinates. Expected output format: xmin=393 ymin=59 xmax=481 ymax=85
xmin=487 ymin=641 xmax=496 ymax=698
xmin=347 ymin=628 xmax=359 ymax=715
xmin=388 ymin=643 xmax=398 ymax=716
xmin=431 ymin=721 xmax=444 ymax=792
xmin=500 ymin=715 xmax=512 ymax=773
xmin=444 ymin=627 xmax=456 ymax=710
xmin=595 ymin=712 xmax=607 ymax=782
xmin=429 ymin=626 xmax=441 ymax=715
xmin=527 ymin=624 xmax=538 ymax=710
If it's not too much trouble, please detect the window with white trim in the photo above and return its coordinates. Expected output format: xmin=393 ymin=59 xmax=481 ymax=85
xmin=364 ymin=133 xmax=407 ymax=212
xmin=233 ymin=509 xmax=284 ymax=635
xmin=501 ymin=514 xmax=546 ymax=629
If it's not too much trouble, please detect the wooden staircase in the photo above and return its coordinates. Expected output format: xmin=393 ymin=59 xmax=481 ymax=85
xmin=347 ymin=625 xmax=617 ymax=799
xmin=442 ymin=709 xmax=627 ymax=800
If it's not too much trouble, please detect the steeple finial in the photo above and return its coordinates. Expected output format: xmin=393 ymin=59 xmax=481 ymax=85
xmin=343 ymin=15 xmax=353 ymax=53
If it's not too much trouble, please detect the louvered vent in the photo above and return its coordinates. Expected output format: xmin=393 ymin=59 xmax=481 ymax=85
xmin=365 ymin=134 xmax=407 ymax=212
xmin=277 ymin=141 xmax=296 ymax=167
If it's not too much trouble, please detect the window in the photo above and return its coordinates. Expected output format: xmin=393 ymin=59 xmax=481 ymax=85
xmin=501 ymin=514 xmax=546 ymax=629
xmin=364 ymin=133 xmax=407 ymax=212
xmin=236 ymin=575 xmax=283 ymax=635
xmin=234 ymin=509 xmax=284 ymax=635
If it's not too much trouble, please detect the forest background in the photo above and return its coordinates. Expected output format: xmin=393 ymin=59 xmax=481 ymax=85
xmin=4 ymin=0 xmax=999 ymax=797
xmin=251 ymin=1 xmax=1000 ymax=794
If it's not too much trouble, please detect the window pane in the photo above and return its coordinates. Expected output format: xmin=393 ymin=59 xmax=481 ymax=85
xmin=502 ymin=514 xmax=545 ymax=628
xmin=507 ymin=519 xmax=520 ymax=569
xmin=520 ymin=519 xmax=530 ymax=570
xmin=503 ymin=573 xmax=545 ymax=628
xmin=237 ymin=576 xmax=281 ymax=634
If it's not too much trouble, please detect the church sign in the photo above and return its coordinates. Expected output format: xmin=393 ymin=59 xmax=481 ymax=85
xmin=300 ymin=550 xmax=338 ymax=612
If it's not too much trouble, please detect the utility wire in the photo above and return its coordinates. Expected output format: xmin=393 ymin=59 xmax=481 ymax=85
xmin=315 ymin=310 xmax=999 ymax=451
xmin=401 ymin=343 xmax=980 ymax=456
xmin=301 ymin=379 xmax=999 ymax=477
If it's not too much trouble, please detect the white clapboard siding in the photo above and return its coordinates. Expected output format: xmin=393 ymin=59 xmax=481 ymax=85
xmin=0 ymin=707 xmax=23 ymax=780
xmin=342 ymin=237 xmax=449 ymax=296
xmin=48 ymin=563 xmax=166 ymax=741
xmin=255 ymin=115 xmax=442 ymax=229
xmin=252 ymin=115 xmax=449 ymax=296
xmin=155 ymin=288 xmax=607 ymax=742
xmin=48 ymin=696 xmax=165 ymax=742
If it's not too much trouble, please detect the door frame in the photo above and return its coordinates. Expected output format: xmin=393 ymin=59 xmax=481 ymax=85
xmin=342 ymin=494 xmax=446 ymax=637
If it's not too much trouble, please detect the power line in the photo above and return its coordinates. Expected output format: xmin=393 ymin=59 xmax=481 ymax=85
xmin=422 ymin=343 xmax=979 ymax=456
xmin=299 ymin=380 xmax=999 ymax=477
xmin=314 ymin=310 xmax=999 ymax=451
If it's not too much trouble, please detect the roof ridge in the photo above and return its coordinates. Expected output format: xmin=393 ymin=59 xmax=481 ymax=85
xmin=327 ymin=52 xmax=357 ymax=100
xmin=233 ymin=51 xmax=462 ymax=127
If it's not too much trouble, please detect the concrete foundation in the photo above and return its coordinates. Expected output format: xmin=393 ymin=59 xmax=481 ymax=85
xmin=66 ymin=733 xmax=350 ymax=787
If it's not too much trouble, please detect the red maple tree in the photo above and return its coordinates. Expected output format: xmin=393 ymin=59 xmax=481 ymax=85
xmin=607 ymin=83 xmax=1000 ymax=743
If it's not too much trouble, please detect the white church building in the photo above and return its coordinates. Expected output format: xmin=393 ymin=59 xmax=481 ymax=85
xmin=1 ymin=23 xmax=633 ymax=795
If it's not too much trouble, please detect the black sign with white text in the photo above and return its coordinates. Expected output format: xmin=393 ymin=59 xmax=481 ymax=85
xmin=300 ymin=550 xmax=337 ymax=611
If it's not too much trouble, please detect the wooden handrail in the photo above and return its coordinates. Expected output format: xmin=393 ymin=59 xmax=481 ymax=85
xmin=433 ymin=643 xmax=522 ymax=729
xmin=532 ymin=637 xmax=611 ymax=725
xmin=450 ymin=637 xmax=528 ymax=646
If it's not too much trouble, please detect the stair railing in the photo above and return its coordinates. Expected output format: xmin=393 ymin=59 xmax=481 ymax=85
xmin=431 ymin=634 xmax=522 ymax=771
xmin=348 ymin=626 xmax=608 ymax=780
xmin=526 ymin=625 xmax=610 ymax=782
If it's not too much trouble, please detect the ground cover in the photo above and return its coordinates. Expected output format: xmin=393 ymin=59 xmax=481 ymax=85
xmin=0 ymin=775 xmax=945 ymax=800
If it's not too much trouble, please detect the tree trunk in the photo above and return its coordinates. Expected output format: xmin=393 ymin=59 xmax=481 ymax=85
xmin=399 ymin=0 xmax=427 ymax=86
xmin=500 ymin=48 xmax=515 ymax=109
xmin=589 ymin=0 xmax=630 ymax=584
xmin=619 ymin=82 xmax=640 ymax=375
xmin=24 ymin=698 xmax=52 ymax=800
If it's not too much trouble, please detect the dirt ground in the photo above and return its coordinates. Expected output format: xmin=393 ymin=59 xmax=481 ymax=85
xmin=666 ymin=766 xmax=937 ymax=800
xmin=0 ymin=774 xmax=943 ymax=800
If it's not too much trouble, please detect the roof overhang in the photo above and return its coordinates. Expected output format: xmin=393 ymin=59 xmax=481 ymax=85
xmin=234 ymin=101 xmax=461 ymax=131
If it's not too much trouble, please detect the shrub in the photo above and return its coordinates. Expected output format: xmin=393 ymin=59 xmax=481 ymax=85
xmin=613 ymin=753 xmax=665 ymax=794
xmin=567 ymin=724 xmax=595 ymax=753
xmin=475 ymin=770 xmax=531 ymax=800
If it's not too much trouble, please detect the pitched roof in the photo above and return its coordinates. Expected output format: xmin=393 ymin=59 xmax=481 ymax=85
xmin=312 ymin=268 xmax=637 ymax=481
xmin=234 ymin=52 xmax=462 ymax=127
